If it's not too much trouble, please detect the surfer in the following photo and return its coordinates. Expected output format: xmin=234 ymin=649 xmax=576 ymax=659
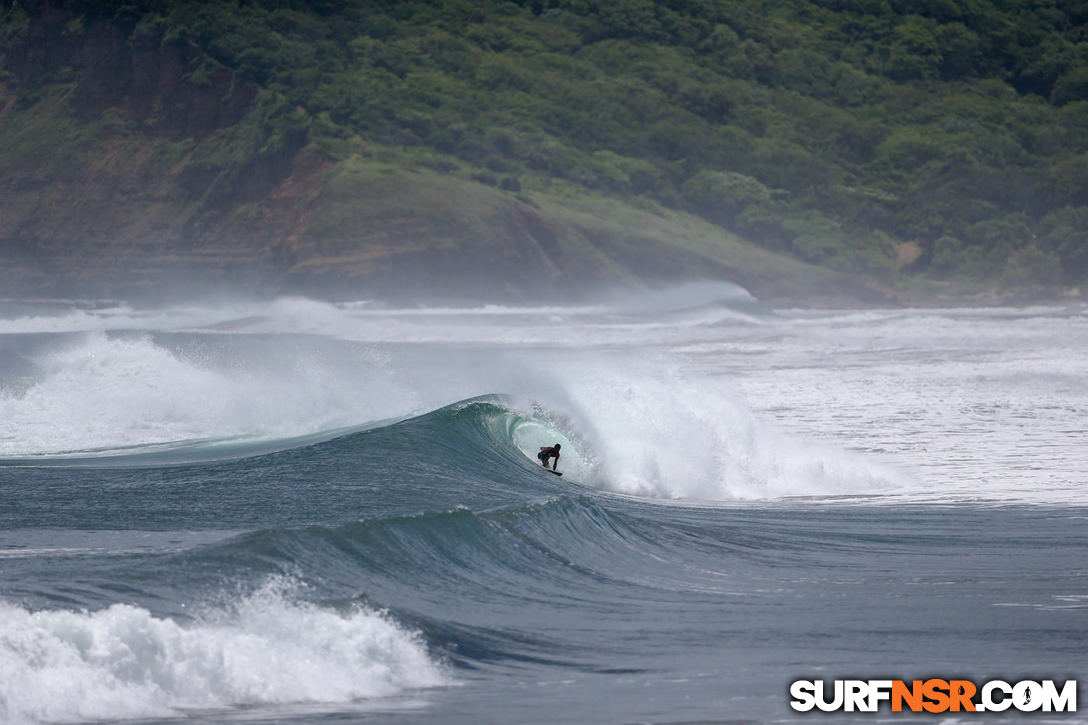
xmin=537 ymin=443 xmax=561 ymax=471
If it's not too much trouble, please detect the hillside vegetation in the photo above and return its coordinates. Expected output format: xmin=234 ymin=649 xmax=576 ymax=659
xmin=1 ymin=0 xmax=1086 ymax=302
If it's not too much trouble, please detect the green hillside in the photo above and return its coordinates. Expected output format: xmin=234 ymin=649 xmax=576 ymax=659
xmin=1 ymin=0 xmax=1086 ymax=303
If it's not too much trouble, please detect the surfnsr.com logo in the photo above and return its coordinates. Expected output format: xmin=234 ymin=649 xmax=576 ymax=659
xmin=790 ymin=679 xmax=1077 ymax=713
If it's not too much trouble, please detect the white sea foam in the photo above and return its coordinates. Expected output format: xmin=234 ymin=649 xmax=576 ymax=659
xmin=508 ymin=361 xmax=908 ymax=500
xmin=0 ymin=333 xmax=423 ymax=456
xmin=0 ymin=581 xmax=447 ymax=724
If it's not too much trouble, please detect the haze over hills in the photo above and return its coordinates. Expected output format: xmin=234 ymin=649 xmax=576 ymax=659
xmin=1 ymin=0 xmax=1086 ymax=304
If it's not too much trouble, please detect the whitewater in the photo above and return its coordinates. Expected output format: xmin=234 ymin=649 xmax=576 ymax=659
xmin=0 ymin=288 xmax=1085 ymax=723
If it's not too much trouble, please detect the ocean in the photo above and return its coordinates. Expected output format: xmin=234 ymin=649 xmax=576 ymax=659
xmin=0 ymin=285 xmax=1085 ymax=723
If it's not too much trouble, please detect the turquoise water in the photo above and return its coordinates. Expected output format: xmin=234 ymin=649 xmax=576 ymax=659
xmin=0 ymin=292 xmax=1085 ymax=723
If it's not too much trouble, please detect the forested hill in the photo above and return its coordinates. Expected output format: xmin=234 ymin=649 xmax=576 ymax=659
xmin=1 ymin=0 xmax=1086 ymax=303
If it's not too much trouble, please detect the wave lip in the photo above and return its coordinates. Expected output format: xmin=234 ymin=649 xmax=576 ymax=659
xmin=0 ymin=580 xmax=448 ymax=724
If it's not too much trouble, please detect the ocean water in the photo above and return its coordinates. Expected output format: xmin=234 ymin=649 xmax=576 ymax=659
xmin=0 ymin=286 xmax=1085 ymax=724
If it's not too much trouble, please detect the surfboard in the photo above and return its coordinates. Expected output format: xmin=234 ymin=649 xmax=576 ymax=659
xmin=546 ymin=470 xmax=563 ymax=476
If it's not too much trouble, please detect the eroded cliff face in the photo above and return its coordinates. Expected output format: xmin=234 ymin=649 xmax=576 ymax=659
xmin=0 ymin=2 xmax=870 ymax=304
xmin=6 ymin=1 xmax=254 ymax=137
xmin=0 ymin=2 xmax=365 ymax=299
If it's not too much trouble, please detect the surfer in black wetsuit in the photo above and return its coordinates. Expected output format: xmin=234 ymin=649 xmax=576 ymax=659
xmin=537 ymin=443 xmax=561 ymax=471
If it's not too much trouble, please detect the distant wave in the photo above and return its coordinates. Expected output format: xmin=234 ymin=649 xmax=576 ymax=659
xmin=0 ymin=287 xmax=774 ymax=353
xmin=0 ymin=332 xmax=417 ymax=459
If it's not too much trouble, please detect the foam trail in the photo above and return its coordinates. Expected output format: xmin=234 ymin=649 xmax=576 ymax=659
xmin=0 ymin=581 xmax=447 ymax=724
